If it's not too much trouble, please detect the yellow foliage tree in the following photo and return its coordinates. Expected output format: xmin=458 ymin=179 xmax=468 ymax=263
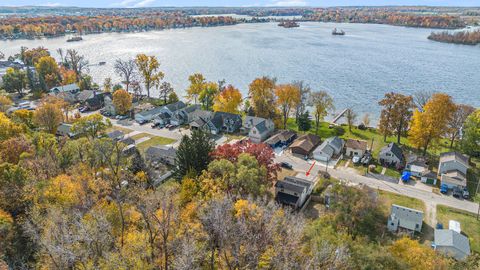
xmin=389 ymin=237 xmax=448 ymax=270
xmin=0 ymin=112 xmax=23 ymax=140
xmin=186 ymin=73 xmax=206 ymax=104
xmin=408 ymin=93 xmax=456 ymax=156
xmin=0 ymin=95 xmax=12 ymax=113
xmin=33 ymin=102 xmax=63 ymax=134
xmin=248 ymin=76 xmax=276 ymax=119
xmin=59 ymin=67 xmax=77 ymax=85
xmin=135 ymin=54 xmax=164 ymax=98
xmin=43 ymin=174 xmax=84 ymax=207
xmin=275 ymin=84 xmax=301 ymax=129
xmin=213 ymin=84 xmax=242 ymax=113
xmin=35 ymin=56 xmax=60 ymax=90
xmin=112 ymin=89 xmax=133 ymax=115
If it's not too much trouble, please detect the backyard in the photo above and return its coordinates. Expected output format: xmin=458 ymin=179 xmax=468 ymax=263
xmin=436 ymin=205 xmax=480 ymax=253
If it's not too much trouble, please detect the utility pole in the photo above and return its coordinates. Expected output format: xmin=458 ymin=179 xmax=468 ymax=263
xmin=476 ymin=175 xmax=480 ymax=220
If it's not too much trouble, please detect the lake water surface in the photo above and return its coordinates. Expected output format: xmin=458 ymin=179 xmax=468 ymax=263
xmin=1 ymin=22 xmax=479 ymax=118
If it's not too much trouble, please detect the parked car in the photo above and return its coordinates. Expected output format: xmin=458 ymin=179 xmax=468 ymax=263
xmin=352 ymin=156 xmax=361 ymax=164
xmin=79 ymin=106 xmax=89 ymax=113
xmin=440 ymin=184 xmax=449 ymax=194
xmin=116 ymin=115 xmax=128 ymax=120
xmin=137 ymin=119 xmax=148 ymax=125
xmin=462 ymin=188 xmax=470 ymax=199
xmin=280 ymin=162 xmax=293 ymax=170
xmin=436 ymin=223 xmax=444 ymax=229
xmin=452 ymin=187 xmax=462 ymax=198
xmin=361 ymin=152 xmax=372 ymax=166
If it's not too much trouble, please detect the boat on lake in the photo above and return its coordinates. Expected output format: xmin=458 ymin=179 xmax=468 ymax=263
xmin=99 ymin=61 xmax=106 ymax=65
xmin=332 ymin=28 xmax=345 ymax=35
xmin=278 ymin=21 xmax=299 ymax=28
xmin=67 ymin=36 xmax=83 ymax=42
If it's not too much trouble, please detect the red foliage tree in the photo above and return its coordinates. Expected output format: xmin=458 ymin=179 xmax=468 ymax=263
xmin=212 ymin=140 xmax=280 ymax=183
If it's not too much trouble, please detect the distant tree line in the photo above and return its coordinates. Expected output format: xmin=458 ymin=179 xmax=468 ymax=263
xmin=428 ymin=30 xmax=480 ymax=45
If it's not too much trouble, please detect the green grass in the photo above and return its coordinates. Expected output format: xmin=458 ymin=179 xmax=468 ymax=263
xmin=106 ymin=126 xmax=133 ymax=134
xmin=379 ymin=190 xmax=426 ymax=214
xmin=136 ymin=136 xmax=176 ymax=153
xmin=130 ymin=133 xmax=151 ymax=141
xmin=384 ymin=167 xmax=401 ymax=179
xmin=437 ymin=205 xmax=480 ymax=253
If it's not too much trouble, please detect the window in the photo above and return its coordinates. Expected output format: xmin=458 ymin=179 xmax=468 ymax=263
xmin=391 ymin=223 xmax=395 ymax=226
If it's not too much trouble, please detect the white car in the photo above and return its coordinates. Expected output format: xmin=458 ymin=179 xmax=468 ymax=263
xmin=352 ymin=156 xmax=361 ymax=164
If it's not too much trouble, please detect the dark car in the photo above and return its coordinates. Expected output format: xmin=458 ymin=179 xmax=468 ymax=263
xmin=280 ymin=162 xmax=293 ymax=170
xmin=452 ymin=187 xmax=462 ymax=198
xmin=462 ymin=188 xmax=470 ymax=199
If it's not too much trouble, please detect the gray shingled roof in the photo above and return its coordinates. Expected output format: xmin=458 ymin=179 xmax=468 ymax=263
xmin=380 ymin=142 xmax=403 ymax=160
xmin=165 ymin=101 xmax=186 ymax=112
xmin=439 ymin=152 xmax=470 ymax=169
xmin=434 ymin=229 xmax=470 ymax=259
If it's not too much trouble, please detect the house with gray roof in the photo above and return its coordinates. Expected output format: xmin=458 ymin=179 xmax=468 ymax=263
xmin=135 ymin=106 xmax=164 ymax=123
xmin=264 ymin=130 xmax=297 ymax=148
xmin=171 ymin=104 xmax=201 ymax=126
xmin=438 ymin=152 xmax=470 ymax=189
xmin=201 ymin=112 xmax=242 ymax=134
xmin=107 ymin=130 xmax=125 ymax=141
xmin=145 ymin=145 xmax=177 ymax=166
xmin=49 ymin=83 xmax=80 ymax=95
xmin=433 ymin=229 xmax=471 ymax=261
xmin=379 ymin=143 xmax=404 ymax=168
xmin=242 ymin=116 xmax=275 ymax=143
xmin=275 ymin=176 xmax=313 ymax=209
xmin=313 ymin=136 xmax=344 ymax=162
xmin=387 ymin=204 xmax=423 ymax=233
xmin=56 ymin=123 xmax=77 ymax=138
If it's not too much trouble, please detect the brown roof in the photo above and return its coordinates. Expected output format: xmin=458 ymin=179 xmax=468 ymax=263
xmin=290 ymin=134 xmax=321 ymax=152
xmin=345 ymin=139 xmax=368 ymax=151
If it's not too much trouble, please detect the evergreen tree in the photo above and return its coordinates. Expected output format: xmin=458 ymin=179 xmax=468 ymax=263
xmin=297 ymin=111 xmax=312 ymax=133
xmin=173 ymin=129 xmax=215 ymax=180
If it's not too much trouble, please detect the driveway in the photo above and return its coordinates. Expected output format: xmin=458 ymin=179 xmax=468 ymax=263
xmin=111 ymin=119 xmax=187 ymax=141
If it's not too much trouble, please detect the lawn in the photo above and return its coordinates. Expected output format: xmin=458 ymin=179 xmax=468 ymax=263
xmin=106 ymin=126 xmax=133 ymax=135
xmin=136 ymin=136 xmax=176 ymax=153
xmin=384 ymin=167 xmax=401 ymax=179
xmin=130 ymin=132 xmax=151 ymax=141
xmin=436 ymin=205 xmax=480 ymax=253
xmin=277 ymin=168 xmax=298 ymax=180
xmin=378 ymin=190 xmax=426 ymax=214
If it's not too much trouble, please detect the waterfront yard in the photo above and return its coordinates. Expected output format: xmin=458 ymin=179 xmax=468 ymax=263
xmin=436 ymin=205 xmax=480 ymax=253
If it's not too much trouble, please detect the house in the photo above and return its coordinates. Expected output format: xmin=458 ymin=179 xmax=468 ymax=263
xmin=387 ymin=204 xmax=423 ymax=233
xmin=438 ymin=152 xmax=470 ymax=176
xmin=264 ymin=130 xmax=297 ymax=148
xmin=120 ymin=137 xmax=135 ymax=146
xmin=103 ymin=95 xmax=116 ymax=115
xmin=170 ymin=104 xmax=201 ymax=126
xmin=145 ymin=145 xmax=177 ymax=166
xmin=85 ymin=92 xmax=111 ymax=111
xmin=49 ymin=83 xmax=80 ymax=95
xmin=203 ymin=112 xmax=242 ymax=134
xmin=438 ymin=152 xmax=470 ymax=189
xmin=420 ymin=170 xmax=438 ymax=185
xmin=275 ymin=176 xmax=313 ymax=209
xmin=344 ymin=139 xmax=368 ymax=157
xmin=433 ymin=229 xmax=470 ymax=261
xmin=242 ymin=116 xmax=275 ymax=143
xmin=289 ymin=134 xmax=321 ymax=157
xmin=312 ymin=136 xmax=344 ymax=162
xmin=56 ymin=123 xmax=76 ymax=138
xmin=107 ymin=130 xmax=125 ymax=141
xmin=75 ymin=90 xmax=96 ymax=104
xmin=135 ymin=106 xmax=164 ymax=123
xmin=150 ymin=101 xmax=187 ymax=126
xmin=379 ymin=143 xmax=404 ymax=167
xmin=405 ymin=156 xmax=429 ymax=177
xmin=188 ymin=110 xmax=214 ymax=130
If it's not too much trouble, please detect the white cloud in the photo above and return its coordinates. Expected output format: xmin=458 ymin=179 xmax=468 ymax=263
xmin=134 ymin=0 xmax=156 ymax=7
xmin=113 ymin=0 xmax=156 ymax=8
xmin=43 ymin=2 xmax=62 ymax=6
xmin=269 ymin=0 xmax=308 ymax=6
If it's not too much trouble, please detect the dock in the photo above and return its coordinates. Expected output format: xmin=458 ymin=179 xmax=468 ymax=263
xmin=331 ymin=108 xmax=348 ymax=125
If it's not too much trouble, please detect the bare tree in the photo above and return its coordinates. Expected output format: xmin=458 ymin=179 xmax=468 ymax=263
xmin=65 ymin=49 xmax=89 ymax=77
xmin=293 ymin=80 xmax=311 ymax=122
xmin=114 ymin=59 xmax=137 ymax=92
xmin=413 ymin=90 xmax=433 ymax=111
xmin=362 ymin=113 xmax=371 ymax=128
xmin=56 ymin=48 xmax=65 ymax=65
xmin=0 ymin=51 xmax=4 ymax=60
xmin=345 ymin=108 xmax=357 ymax=132
xmin=158 ymin=82 xmax=174 ymax=104
xmin=447 ymin=104 xmax=475 ymax=148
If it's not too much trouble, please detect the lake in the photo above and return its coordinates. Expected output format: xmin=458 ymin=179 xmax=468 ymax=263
xmin=1 ymin=22 xmax=479 ymax=119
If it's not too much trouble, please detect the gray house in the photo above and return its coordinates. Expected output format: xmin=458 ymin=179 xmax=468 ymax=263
xmin=387 ymin=204 xmax=423 ymax=233
xmin=312 ymin=136 xmax=344 ymax=162
xmin=433 ymin=229 xmax=471 ymax=261
xmin=49 ymin=83 xmax=80 ymax=95
xmin=194 ymin=112 xmax=242 ymax=134
xmin=145 ymin=145 xmax=177 ymax=166
xmin=135 ymin=106 xmax=164 ymax=123
xmin=170 ymin=104 xmax=201 ymax=126
xmin=242 ymin=116 xmax=275 ymax=143
xmin=379 ymin=143 xmax=404 ymax=167
xmin=56 ymin=123 xmax=76 ymax=138
xmin=275 ymin=176 xmax=313 ymax=209
xmin=438 ymin=152 xmax=470 ymax=189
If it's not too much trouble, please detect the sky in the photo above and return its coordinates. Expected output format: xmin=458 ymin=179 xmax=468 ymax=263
xmin=1 ymin=0 xmax=480 ymax=8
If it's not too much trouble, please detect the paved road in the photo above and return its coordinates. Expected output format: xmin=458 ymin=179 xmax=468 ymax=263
xmin=276 ymin=154 xmax=480 ymax=215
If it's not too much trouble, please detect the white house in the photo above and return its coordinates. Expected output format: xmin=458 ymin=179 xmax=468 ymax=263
xmin=379 ymin=143 xmax=404 ymax=167
xmin=275 ymin=176 xmax=313 ymax=209
xmin=135 ymin=106 xmax=164 ymax=123
xmin=313 ymin=136 xmax=344 ymax=162
xmin=387 ymin=204 xmax=423 ymax=233
xmin=433 ymin=229 xmax=471 ymax=261
xmin=242 ymin=116 xmax=275 ymax=143
xmin=344 ymin=139 xmax=368 ymax=157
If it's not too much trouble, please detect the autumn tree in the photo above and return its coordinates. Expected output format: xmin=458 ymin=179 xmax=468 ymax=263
xmin=174 ymin=129 xmax=215 ymax=179
xmin=35 ymin=56 xmax=60 ymax=90
xmin=199 ymin=82 xmax=219 ymax=111
xmin=158 ymin=81 xmax=174 ymax=104
xmin=135 ymin=54 xmax=164 ymax=98
xmin=460 ymin=109 xmax=480 ymax=157
xmin=389 ymin=237 xmax=448 ymax=270
xmin=64 ymin=49 xmax=88 ymax=77
xmin=21 ymin=47 xmax=49 ymax=66
xmin=310 ymin=91 xmax=334 ymax=135
xmin=59 ymin=67 xmax=77 ymax=85
xmin=213 ymin=84 xmax=242 ymax=113
xmin=114 ymin=58 xmax=137 ymax=92
xmin=0 ymin=113 xmax=23 ymax=141
xmin=275 ymin=84 xmax=301 ymax=129
xmin=345 ymin=108 xmax=357 ymax=132
xmin=103 ymin=77 xmax=112 ymax=92
xmin=168 ymin=92 xmax=179 ymax=104
xmin=362 ymin=113 xmax=370 ymax=127
xmin=0 ymin=96 xmax=12 ymax=113
xmin=2 ymin=68 xmax=27 ymax=96
xmin=186 ymin=73 xmax=206 ymax=104
xmin=378 ymin=92 xmax=414 ymax=143
xmin=409 ymin=93 xmax=456 ymax=156
xmin=33 ymin=102 xmax=63 ymax=134
xmin=248 ymin=77 xmax=277 ymax=119
xmin=72 ymin=114 xmax=111 ymax=139
xmin=413 ymin=90 xmax=433 ymax=112
xmin=112 ymin=89 xmax=133 ymax=115
xmin=446 ymin=104 xmax=475 ymax=148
